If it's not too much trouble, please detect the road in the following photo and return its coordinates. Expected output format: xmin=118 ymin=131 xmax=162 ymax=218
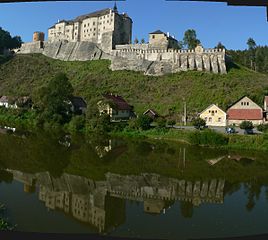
xmin=170 ymin=125 xmax=262 ymax=135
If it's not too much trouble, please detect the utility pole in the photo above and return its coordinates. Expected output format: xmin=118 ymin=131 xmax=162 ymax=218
xmin=184 ymin=100 xmax=187 ymax=126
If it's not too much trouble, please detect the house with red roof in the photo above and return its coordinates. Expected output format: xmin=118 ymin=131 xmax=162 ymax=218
xmin=98 ymin=93 xmax=135 ymax=121
xmin=227 ymin=96 xmax=264 ymax=126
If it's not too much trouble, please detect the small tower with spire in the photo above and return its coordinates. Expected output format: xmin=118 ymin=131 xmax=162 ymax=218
xmin=113 ymin=0 xmax=118 ymax=13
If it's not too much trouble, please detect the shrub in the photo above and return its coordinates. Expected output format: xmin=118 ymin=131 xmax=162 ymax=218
xmin=257 ymin=124 xmax=268 ymax=132
xmin=167 ymin=119 xmax=176 ymax=127
xmin=188 ymin=129 xmax=229 ymax=146
xmin=136 ymin=115 xmax=153 ymax=130
xmin=192 ymin=117 xmax=206 ymax=129
xmin=67 ymin=115 xmax=85 ymax=133
xmin=239 ymin=121 xmax=253 ymax=130
xmin=156 ymin=118 xmax=167 ymax=129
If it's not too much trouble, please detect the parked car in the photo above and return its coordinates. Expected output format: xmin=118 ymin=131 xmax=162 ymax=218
xmin=225 ymin=127 xmax=236 ymax=134
xmin=244 ymin=129 xmax=254 ymax=135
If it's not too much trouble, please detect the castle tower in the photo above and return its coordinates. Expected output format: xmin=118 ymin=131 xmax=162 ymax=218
xmin=33 ymin=31 xmax=45 ymax=42
xmin=113 ymin=1 xmax=118 ymax=13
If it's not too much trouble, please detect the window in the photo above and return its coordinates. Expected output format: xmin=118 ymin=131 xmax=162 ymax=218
xmin=88 ymin=23 xmax=89 ymax=26
xmin=218 ymin=117 xmax=222 ymax=122
xmin=103 ymin=26 xmax=105 ymax=30
xmin=205 ymin=117 xmax=208 ymax=121
xmin=84 ymin=24 xmax=86 ymax=27
xmin=209 ymin=117 xmax=212 ymax=122
xmin=152 ymin=35 xmax=155 ymax=39
xmin=93 ymin=22 xmax=95 ymax=25
xmin=241 ymin=102 xmax=243 ymax=106
xmin=247 ymin=102 xmax=249 ymax=105
xmin=211 ymin=110 xmax=215 ymax=116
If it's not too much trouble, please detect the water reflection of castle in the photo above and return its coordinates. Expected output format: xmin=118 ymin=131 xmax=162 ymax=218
xmin=7 ymin=169 xmax=225 ymax=232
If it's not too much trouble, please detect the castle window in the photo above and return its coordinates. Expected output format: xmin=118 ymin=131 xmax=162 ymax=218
xmin=88 ymin=23 xmax=90 ymax=26
xmin=84 ymin=24 xmax=86 ymax=27
xmin=93 ymin=33 xmax=96 ymax=36
xmin=241 ymin=102 xmax=243 ymax=106
xmin=152 ymin=35 xmax=155 ymax=39
xmin=218 ymin=117 xmax=222 ymax=122
xmin=247 ymin=102 xmax=249 ymax=106
xmin=93 ymin=22 xmax=95 ymax=25
xmin=94 ymin=28 xmax=96 ymax=31
xmin=107 ymin=20 xmax=109 ymax=23
xmin=103 ymin=26 xmax=105 ymax=30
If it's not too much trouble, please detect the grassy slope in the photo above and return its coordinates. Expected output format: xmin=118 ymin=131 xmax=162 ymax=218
xmin=0 ymin=53 xmax=268 ymax=116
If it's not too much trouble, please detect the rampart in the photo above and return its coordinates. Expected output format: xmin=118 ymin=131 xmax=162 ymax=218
xmin=18 ymin=40 xmax=227 ymax=76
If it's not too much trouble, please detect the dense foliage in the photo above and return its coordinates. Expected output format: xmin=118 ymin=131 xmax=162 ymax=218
xmin=239 ymin=121 xmax=254 ymax=130
xmin=0 ymin=27 xmax=22 ymax=54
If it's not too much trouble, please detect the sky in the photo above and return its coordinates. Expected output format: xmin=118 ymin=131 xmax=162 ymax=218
xmin=0 ymin=0 xmax=267 ymax=50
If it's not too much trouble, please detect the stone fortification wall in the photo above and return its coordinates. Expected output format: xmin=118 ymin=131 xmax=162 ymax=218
xmin=110 ymin=47 xmax=227 ymax=74
xmin=18 ymin=40 xmax=227 ymax=76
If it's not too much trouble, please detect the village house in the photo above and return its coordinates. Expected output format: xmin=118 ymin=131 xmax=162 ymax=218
xmin=199 ymin=104 xmax=227 ymax=127
xmin=227 ymin=96 xmax=264 ymax=126
xmin=0 ymin=96 xmax=32 ymax=109
xmin=143 ymin=109 xmax=159 ymax=120
xmin=98 ymin=93 xmax=135 ymax=121
xmin=70 ymin=96 xmax=87 ymax=114
xmin=0 ymin=96 xmax=17 ymax=109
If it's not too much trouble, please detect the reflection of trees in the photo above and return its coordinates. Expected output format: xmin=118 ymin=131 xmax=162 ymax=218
xmin=244 ymin=178 xmax=262 ymax=212
xmin=180 ymin=201 xmax=193 ymax=218
xmin=0 ymin=170 xmax=13 ymax=183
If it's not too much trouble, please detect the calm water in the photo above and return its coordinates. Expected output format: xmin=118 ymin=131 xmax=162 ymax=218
xmin=1 ymin=132 xmax=268 ymax=239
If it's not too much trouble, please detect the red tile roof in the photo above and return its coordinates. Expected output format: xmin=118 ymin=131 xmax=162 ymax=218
xmin=227 ymin=109 xmax=263 ymax=120
xmin=103 ymin=94 xmax=132 ymax=110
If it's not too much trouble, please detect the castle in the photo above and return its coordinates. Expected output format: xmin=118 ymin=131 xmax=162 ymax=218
xmin=18 ymin=4 xmax=227 ymax=75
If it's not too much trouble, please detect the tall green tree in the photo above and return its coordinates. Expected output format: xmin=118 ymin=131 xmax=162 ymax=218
xmin=35 ymin=73 xmax=74 ymax=124
xmin=183 ymin=29 xmax=201 ymax=50
xmin=215 ymin=42 xmax=226 ymax=50
xmin=247 ymin=38 xmax=257 ymax=70
xmin=0 ymin=27 xmax=22 ymax=54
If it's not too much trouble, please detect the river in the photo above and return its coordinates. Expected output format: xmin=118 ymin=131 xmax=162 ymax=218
xmin=0 ymin=132 xmax=268 ymax=239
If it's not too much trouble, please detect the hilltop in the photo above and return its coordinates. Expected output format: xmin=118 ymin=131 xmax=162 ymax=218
xmin=0 ymin=54 xmax=268 ymax=117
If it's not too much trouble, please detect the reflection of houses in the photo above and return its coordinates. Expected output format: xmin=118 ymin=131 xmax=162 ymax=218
xmin=7 ymin=169 xmax=225 ymax=232
xmin=95 ymin=139 xmax=127 ymax=158
xmin=98 ymin=93 xmax=135 ymax=121
xmin=199 ymin=104 xmax=227 ymax=127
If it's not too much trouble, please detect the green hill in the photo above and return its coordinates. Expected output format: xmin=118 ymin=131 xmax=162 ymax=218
xmin=0 ymin=54 xmax=268 ymax=117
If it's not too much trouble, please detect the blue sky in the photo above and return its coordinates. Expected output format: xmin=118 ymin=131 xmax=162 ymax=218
xmin=0 ymin=0 xmax=267 ymax=50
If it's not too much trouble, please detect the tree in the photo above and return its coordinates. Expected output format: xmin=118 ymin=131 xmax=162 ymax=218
xmin=136 ymin=115 xmax=152 ymax=130
xmin=141 ymin=38 xmax=145 ymax=44
xmin=215 ymin=42 xmax=226 ymax=50
xmin=247 ymin=38 xmax=256 ymax=50
xmin=35 ymin=72 xmax=74 ymax=124
xmin=134 ymin=37 xmax=139 ymax=44
xmin=183 ymin=29 xmax=201 ymax=50
xmin=247 ymin=38 xmax=256 ymax=70
xmin=192 ymin=117 xmax=206 ymax=130
xmin=0 ymin=27 xmax=22 ymax=54
xmin=239 ymin=121 xmax=253 ymax=130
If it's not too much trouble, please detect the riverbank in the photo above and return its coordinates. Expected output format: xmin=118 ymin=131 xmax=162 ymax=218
xmin=111 ymin=128 xmax=268 ymax=152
